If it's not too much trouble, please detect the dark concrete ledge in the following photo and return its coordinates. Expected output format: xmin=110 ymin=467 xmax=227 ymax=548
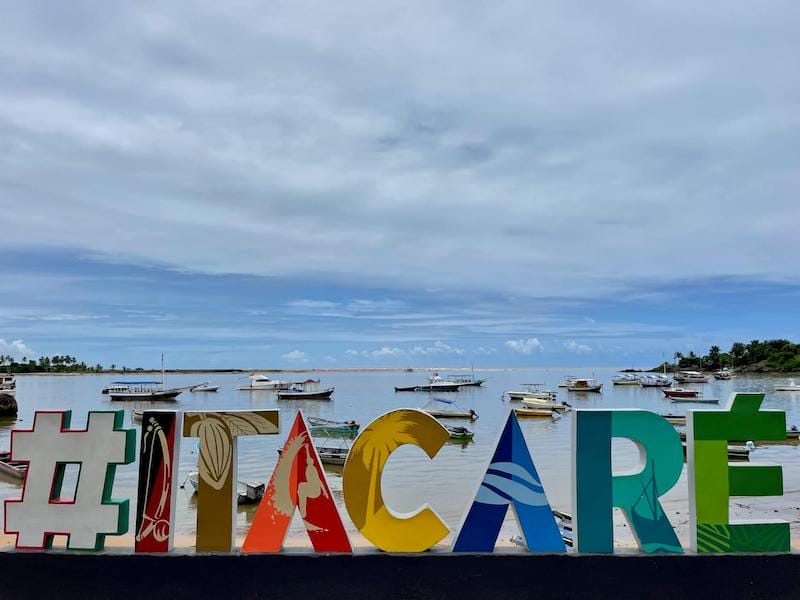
xmin=0 ymin=551 xmax=798 ymax=600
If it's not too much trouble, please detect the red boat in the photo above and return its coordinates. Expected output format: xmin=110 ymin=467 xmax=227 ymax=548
xmin=663 ymin=388 xmax=700 ymax=399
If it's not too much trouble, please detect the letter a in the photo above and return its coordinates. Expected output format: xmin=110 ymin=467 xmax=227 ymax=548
xmin=242 ymin=411 xmax=351 ymax=552
xmin=453 ymin=411 xmax=564 ymax=552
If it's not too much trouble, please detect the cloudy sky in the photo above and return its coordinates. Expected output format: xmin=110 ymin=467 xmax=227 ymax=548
xmin=1 ymin=1 xmax=798 ymax=368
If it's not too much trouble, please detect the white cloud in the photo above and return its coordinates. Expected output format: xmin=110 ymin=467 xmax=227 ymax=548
xmin=563 ymin=340 xmax=592 ymax=354
xmin=346 ymin=340 xmax=465 ymax=359
xmin=281 ymin=349 xmax=308 ymax=362
xmin=0 ymin=339 xmax=36 ymax=360
xmin=0 ymin=2 xmax=797 ymax=301
xmin=474 ymin=346 xmax=497 ymax=355
xmin=505 ymin=338 xmax=543 ymax=354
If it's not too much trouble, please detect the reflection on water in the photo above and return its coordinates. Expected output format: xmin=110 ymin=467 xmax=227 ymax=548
xmin=2 ymin=368 xmax=800 ymax=546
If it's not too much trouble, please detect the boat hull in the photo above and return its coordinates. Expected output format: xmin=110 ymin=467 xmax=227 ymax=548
xmin=567 ymin=385 xmax=602 ymax=392
xmin=423 ymin=409 xmax=477 ymax=421
xmin=277 ymin=388 xmax=334 ymax=400
xmin=109 ymin=390 xmax=182 ymax=401
xmin=395 ymin=384 xmax=460 ymax=392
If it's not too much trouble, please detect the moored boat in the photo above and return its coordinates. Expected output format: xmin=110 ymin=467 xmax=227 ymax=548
xmin=0 ymin=374 xmax=16 ymax=396
xmin=558 ymin=375 xmax=577 ymax=388
xmin=445 ymin=425 xmax=475 ymax=441
xmin=612 ymin=373 xmax=641 ymax=385
xmin=514 ymin=406 xmax=559 ymax=418
xmin=307 ymin=416 xmax=359 ymax=437
xmin=395 ymin=374 xmax=461 ymax=392
xmin=421 ymin=398 xmax=478 ymax=420
xmin=774 ymin=381 xmax=800 ymax=392
xmin=674 ymin=371 xmax=710 ymax=384
xmin=713 ymin=369 xmax=734 ymax=380
xmin=190 ymin=382 xmax=220 ymax=392
xmin=505 ymin=383 xmax=558 ymax=402
xmin=640 ymin=374 xmax=673 ymax=387
xmin=662 ymin=388 xmax=700 ymax=399
xmin=277 ymin=437 xmax=351 ymax=466
xmin=566 ymin=378 xmax=602 ymax=393
xmin=103 ymin=381 xmax=184 ymax=401
xmin=667 ymin=396 xmax=719 ymax=404
xmin=521 ymin=396 xmax=570 ymax=413
xmin=237 ymin=373 xmax=291 ymax=390
xmin=0 ymin=450 xmax=27 ymax=480
xmin=184 ymin=472 xmax=265 ymax=505
xmin=659 ymin=414 xmax=686 ymax=425
xmin=276 ymin=379 xmax=334 ymax=400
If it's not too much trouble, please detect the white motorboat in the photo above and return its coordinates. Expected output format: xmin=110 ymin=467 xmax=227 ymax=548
xmin=674 ymin=371 xmax=710 ymax=384
xmin=237 ymin=373 xmax=292 ymax=390
xmin=190 ymin=382 xmax=220 ymax=392
xmin=566 ymin=378 xmax=602 ymax=393
xmin=713 ymin=369 xmax=734 ymax=380
xmin=0 ymin=374 xmax=16 ymax=396
xmin=775 ymin=382 xmax=800 ymax=392
xmin=506 ymin=383 xmax=558 ymax=402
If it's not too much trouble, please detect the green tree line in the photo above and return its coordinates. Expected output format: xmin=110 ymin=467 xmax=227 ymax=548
xmin=0 ymin=355 xmax=136 ymax=373
xmin=666 ymin=339 xmax=800 ymax=372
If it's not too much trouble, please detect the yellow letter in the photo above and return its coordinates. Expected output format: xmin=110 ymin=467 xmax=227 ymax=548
xmin=183 ymin=410 xmax=279 ymax=551
xmin=342 ymin=409 xmax=449 ymax=552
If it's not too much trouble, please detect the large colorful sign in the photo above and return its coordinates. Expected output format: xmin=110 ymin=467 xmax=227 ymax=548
xmin=1 ymin=393 xmax=790 ymax=554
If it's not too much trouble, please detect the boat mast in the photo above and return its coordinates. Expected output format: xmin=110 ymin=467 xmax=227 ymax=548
xmin=161 ymin=353 xmax=165 ymax=388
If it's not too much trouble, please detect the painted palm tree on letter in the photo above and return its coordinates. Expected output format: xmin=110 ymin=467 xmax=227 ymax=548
xmin=359 ymin=412 xmax=418 ymax=525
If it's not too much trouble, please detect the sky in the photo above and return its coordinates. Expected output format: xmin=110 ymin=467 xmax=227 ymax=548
xmin=1 ymin=1 xmax=799 ymax=369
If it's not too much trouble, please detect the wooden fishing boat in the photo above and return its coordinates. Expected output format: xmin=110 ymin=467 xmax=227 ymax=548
xmin=521 ymin=397 xmax=570 ymax=413
xmin=506 ymin=383 xmax=559 ymax=402
xmin=662 ymin=388 xmax=700 ymax=399
xmin=184 ymin=472 xmax=265 ymax=505
xmin=514 ymin=406 xmax=557 ymax=418
xmin=307 ymin=416 xmax=359 ymax=437
xmin=566 ymin=378 xmax=602 ymax=393
xmin=421 ymin=398 xmax=478 ymax=420
xmin=277 ymin=379 xmax=334 ymax=400
xmin=0 ymin=451 xmax=27 ymax=480
xmin=445 ymin=425 xmax=475 ymax=441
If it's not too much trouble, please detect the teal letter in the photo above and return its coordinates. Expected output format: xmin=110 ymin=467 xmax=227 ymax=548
xmin=573 ymin=410 xmax=683 ymax=553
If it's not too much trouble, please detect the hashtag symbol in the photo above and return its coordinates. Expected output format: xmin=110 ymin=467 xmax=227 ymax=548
xmin=4 ymin=410 xmax=135 ymax=550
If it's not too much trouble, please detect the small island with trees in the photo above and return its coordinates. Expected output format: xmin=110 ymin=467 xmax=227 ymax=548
xmin=653 ymin=339 xmax=800 ymax=373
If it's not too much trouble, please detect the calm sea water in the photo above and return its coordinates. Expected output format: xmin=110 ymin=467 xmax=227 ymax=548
xmin=2 ymin=368 xmax=800 ymax=547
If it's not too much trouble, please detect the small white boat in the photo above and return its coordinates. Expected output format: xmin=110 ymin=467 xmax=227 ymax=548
xmin=566 ymin=378 xmax=602 ymax=393
xmin=421 ymin=398 xmax=478 ymax=420
xmin=674 ymin=371 xmax=710 ymax=384
xmin=277 ymin=437 xmax=351 ymax=466
xmin=668 ymin=396 xmax=719 ymax=404
xmin=237 ymin=373 xmax=292 ymax=390
xmin=774 ymin=382 xmax=800 ymax=392
xmin=713 ymin=369 xmax=734 ymax=380
xmin=0 ymin=374 xmax=16 ymax=396
xmin=190 ymin=382 xmax=220 ymax=392
xmin=514 ymin=406 xmax=560 ymax=419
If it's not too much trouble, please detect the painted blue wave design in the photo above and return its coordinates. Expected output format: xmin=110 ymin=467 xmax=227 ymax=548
xmin=475 ymin=461 xmax=548 ymax=506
